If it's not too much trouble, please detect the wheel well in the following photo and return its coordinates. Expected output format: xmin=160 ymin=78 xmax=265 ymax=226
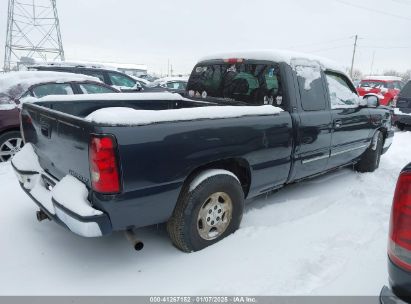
xmin=0 ymin=128 xmax=20 ymax=137
xmin=184 ymin=158 xmax=252 ymax=198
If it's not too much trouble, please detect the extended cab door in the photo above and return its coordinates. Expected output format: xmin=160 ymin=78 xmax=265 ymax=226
xmin=324 ymin=71 xmax=372 ymax=169
xmin=289 ymin=64 xmax=333 ymax=180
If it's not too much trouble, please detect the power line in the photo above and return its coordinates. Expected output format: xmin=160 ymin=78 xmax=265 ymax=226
xmin=306 ymin=45 xmax=353 ymax=53
xmin=334 ymin=0 xmax=411 ymax=21
xmin=359 ymin=45 xmax=411 ymax=49
xmin=287 ymin=37 xmax=351 ymax=49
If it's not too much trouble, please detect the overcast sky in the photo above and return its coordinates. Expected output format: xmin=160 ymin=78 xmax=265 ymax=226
xmin=0 ymin=0 xmax=410 ymax=75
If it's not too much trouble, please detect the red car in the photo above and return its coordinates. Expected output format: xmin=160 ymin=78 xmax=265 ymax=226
xmin=0 ymin=71 xmax=119 ymax=162
xmin=381 ymin=163 xmax=411 ymax=303
xmin=357 ymin=76 xmax=404 ymax=106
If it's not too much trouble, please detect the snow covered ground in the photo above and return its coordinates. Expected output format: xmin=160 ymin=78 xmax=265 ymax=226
xmin=0 ymin=131 xmax=410 ymax=295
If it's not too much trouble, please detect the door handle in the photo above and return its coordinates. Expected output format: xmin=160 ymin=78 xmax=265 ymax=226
xmin=334 ymin=119 xmax=343 ymax=129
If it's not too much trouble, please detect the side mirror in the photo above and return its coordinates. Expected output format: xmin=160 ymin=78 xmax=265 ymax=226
xmin=134 ymin=82 xmax=143 ymax=91
xmin=363 ymin=95 xmax=379 ymax=108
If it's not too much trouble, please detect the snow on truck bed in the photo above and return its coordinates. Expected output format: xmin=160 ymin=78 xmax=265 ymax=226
xmin=85 ymin=105 xmax=283 ymax=125
xmin=33 ymin=92 xmax=283 ymax=125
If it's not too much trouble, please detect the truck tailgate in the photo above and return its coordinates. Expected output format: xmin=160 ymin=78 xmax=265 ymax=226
xmin=21 ymin=104 xmax=93 ymax=187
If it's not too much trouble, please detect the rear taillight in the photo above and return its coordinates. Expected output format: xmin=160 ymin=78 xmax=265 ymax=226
xmin=389 ymin=171 xmax=411 ymax=271
xmin=89 ymin=135 xmax=120 ymax=194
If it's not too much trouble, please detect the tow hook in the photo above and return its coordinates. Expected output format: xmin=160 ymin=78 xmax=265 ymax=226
xmin=36 ymin=210 xmax=50 ymax=222
xmin=125 ymin=229 xmax=144 ymax=251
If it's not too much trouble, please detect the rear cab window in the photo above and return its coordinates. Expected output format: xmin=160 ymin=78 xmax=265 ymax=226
xmin=187 ymin=60 xmax=284 ymax=109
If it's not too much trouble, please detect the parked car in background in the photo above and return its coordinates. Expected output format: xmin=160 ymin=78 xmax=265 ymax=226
xmin=381 ymin=163 xmax=411 ymax=303
xmin=0 ymin=71 xmax=118 ymax=162
xmin=138 ymin=74 xmax=159 ymax=82
xmin=393 ymin=81 xmax=411 ymax=131
xmin=357 ymin=76 xmax=404 ymax=106
xmin=13 ymin=50 xmax=393 ymax=252
xmin=130 ymin=75 xmax=151 ymax=88
xmin=145 ymin=76 xmax=188 ymax=94
xmin=28 ymin=63 xmax=143 ymax=92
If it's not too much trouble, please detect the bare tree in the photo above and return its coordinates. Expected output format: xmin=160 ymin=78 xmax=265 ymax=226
xmin=352 ymin=68 xmax=363 ymax=80
xmin=401 ymin=70 xmax=411 ymax=82
xmin=383 ymin=70 xmax=402 ymax=77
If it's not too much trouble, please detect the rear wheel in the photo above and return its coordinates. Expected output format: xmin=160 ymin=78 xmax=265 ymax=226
xmin=167 ymin=171 xmax=244 ymax=252
xmin=0 ymin=131 xmax=24 ymax=162
xmin=355 ymin=131 xmax=383 ymax=173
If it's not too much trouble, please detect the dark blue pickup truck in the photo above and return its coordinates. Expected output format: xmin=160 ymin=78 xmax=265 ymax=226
xmin=12 ymin=51 xmax=394 ymax=252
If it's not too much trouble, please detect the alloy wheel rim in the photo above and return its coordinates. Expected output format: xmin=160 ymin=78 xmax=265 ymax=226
xmin=0 ymin=137 xmax=24 ymax=162
xmin=197 ymin=191 xmax=233 ymax=240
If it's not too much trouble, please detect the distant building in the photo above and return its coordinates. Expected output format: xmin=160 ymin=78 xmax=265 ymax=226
xmin=114 ymin=63 xmax=148 ymax=77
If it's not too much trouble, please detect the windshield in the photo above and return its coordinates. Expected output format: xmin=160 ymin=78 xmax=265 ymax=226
xmin=359 ymin=81 xmax=386 ymax=89
xmin=187 ymin=62 xmax=283 ymax=106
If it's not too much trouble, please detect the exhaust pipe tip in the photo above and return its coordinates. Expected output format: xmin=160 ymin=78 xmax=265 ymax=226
xmin=36 ymin=210 xmax=49 ymax=222
xmin=134 ymin=241 xmax=144 ymax=251
xmin=125 ymin=229 xmax=144 ymax=251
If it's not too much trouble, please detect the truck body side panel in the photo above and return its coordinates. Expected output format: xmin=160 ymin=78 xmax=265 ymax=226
xmin=97 ymin=113 xmax=293 ymax=230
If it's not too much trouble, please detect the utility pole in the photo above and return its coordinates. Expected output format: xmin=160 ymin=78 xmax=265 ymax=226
xmin=167 ymin=59 xmax=170 ymax=77
xmin=3 ymin=0 xmax=65 ymax=72
xmin=370 ymin=51 xmax=376 ymax=76
xmin=350 ymin=35 xmax=358 ymax=78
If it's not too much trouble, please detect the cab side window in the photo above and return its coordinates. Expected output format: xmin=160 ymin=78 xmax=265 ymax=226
xmin=108 ymin=72 xmax=136 ymax=88
xmin=79 ymin=83 xmax=116 ymax=94
xmin=394 ymin=81 xmax=403 ymax=90
xmin=32 ymin=83 xmax=74 ymax=98
xmin=296 ymin=65 xmax=327 ymax=111
xmin=325 ymin=72 xmax=359 ymax=109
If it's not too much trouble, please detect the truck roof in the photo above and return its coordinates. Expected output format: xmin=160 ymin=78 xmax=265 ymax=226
xmin=362 ymin=75 xmax=403 ymax=81
xmin=198 ymin=49 xmax=346 ymax=73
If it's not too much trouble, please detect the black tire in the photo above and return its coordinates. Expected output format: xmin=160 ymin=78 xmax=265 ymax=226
xmin=397 ymin=123 xmax=405 ymax=131
xmin=0 ymin=131 xmax=24 ymax=162
xmin=355 ymin=131 xmax=383 ymax=173
xmin=167 ymin=171 xmax=244 ymax=252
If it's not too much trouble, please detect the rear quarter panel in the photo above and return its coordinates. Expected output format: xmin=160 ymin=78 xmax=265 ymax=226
xmin=0 ymin=108 xmax=20 ymax=133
